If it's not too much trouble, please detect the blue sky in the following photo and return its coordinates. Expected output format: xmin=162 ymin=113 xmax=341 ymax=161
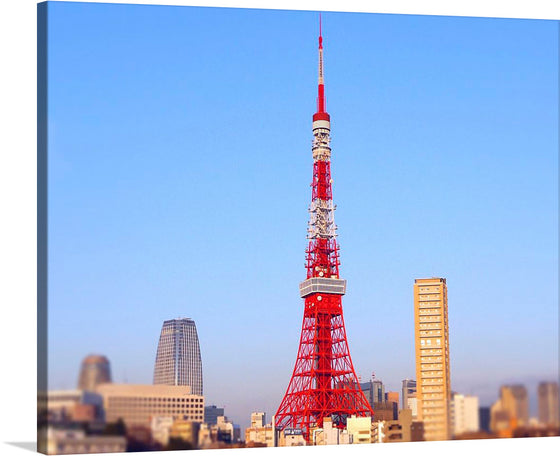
xmin=46 ymin=2 xmax=558 ymax=428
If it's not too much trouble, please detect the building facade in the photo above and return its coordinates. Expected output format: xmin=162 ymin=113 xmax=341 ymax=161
xmin=451 ymin=393 xmax=479 ymax=436
xmin=96 ymin=384 xmax=204 ymax=427
xmin=345 ymin=416 xmax=372 ymax=444
xmin=384 ymin=409 xmax=412 ymax=443
xmin=45 ymin=427 xmax=126 ymax=455
xmin=538 ymin=382 xmax=559 ymax=426
xmin=204 ymin=405 xmax=225 ymax=425
xmin=43 ymin=390 xmax=104 ymax=424
xmin=151 ymin=416 xmax=174 ymax=447
xmin=169 ymin=419 xmax=201 ymax=448
xmin=77 ymin=355 xmax=112 ymax=391
xmin=245 ymin=412 xmax=275 ymax=447
xmin=479 ymin=406 xmax=491 ymax=433
xmin=310 ymin=418 xmax=351 ymax=445
xmin=407 ymin=397 xmax=418 ymax=419
xmin=153 ymin=318 xmax=203 ymax=396
xmin=372 ymin=402 xmax=398 ymax=421
xmin=360 ymin=379 xmax=385 ymax=410
xmin=250 ymin=412 xmax=266 ymax=428
xmin=414 ymin=277 xmax=451 ymax=441
xmin=402 ymin=379 xmax=417 ymax=411
xmin=490 ymin=399 xmax=513 ymax=436
xmin=500 ymin=384 xmax=529 ymax=427
xmin=385 ymin=392 xmax=400 ymax=408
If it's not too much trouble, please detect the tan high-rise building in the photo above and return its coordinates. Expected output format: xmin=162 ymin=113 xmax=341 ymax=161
xmin=499 ymin=384 xmax=529 ymax=427
xmin=538 ymin=382 xmax=559 ymax=426
xmin=414 ymin=277 xmax=451 ymax=441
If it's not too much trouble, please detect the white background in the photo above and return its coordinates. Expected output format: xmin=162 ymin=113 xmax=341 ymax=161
xmin=0 ymin=1 xmax=558 ymax=455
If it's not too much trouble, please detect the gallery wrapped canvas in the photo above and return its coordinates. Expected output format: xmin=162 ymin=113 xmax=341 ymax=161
xmin=35 ymin=1 xmax=558 ymax=454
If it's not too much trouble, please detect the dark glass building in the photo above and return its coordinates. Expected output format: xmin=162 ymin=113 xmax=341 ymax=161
xmin=479 ymin=406 xmax=491 ymax=432
xmin=204 ymin=405 xmax=225 ymax=425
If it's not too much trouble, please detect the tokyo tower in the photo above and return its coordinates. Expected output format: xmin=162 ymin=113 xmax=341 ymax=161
xmin=274 ymin=17 xmax=373 ymax=441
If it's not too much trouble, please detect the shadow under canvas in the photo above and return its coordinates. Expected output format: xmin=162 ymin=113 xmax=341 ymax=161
xmin=6 ymin=442 xmax=37 ymax=452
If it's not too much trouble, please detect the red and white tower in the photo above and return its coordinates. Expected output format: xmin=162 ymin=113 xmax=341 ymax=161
xmin=274 ymin=18 xmax=373 ymax=441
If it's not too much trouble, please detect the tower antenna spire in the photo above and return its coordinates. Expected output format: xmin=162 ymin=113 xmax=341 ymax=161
xmin=316 ymin=13 xmax=328 ymax=118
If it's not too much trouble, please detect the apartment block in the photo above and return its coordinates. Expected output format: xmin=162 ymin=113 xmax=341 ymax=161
xmin=414 ymin=277 xmax=451 ymax=441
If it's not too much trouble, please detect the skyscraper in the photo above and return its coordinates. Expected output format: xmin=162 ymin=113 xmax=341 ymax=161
xmin=153 ymin=318 xmax=203 ymax=395
xmin=360 ymin=378 xmax=385 ymax=409
xmin=402 ymin=379 xmax=417 ymax=411
xmin=499 ymin=384 xmax=529 ymax=427
xmin=538 ymin=382 xmax=559 ymax=426
xmin=77 ymin=354 xmax=112 ymax=391
xmin=414 ymin=277 xmax=451 ymax=441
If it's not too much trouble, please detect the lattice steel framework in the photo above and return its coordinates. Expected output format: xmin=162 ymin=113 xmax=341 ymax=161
xmin=274 ymin=18 xmax=373 ymax=442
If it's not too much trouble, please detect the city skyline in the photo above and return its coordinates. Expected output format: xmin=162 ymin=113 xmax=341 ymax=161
xmin=46 ymin=2 xmax=558 ymax=431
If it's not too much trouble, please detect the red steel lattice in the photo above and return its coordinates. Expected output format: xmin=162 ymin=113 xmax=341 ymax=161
xmin=274 ymin=18 xmax=373 ymax=442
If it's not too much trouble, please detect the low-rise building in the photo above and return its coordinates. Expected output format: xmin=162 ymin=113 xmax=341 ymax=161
xmin=278 ymin=428 xmax=306 ymax=446
xmin=245 ymin=425 xmax=275 ymax=447
xmin=198 ymin=415 xmax=238 ymax=448
xmin=151 ymin=416 xmax=174 ymax=447
xmin=41 ymin=390 xmax=104 ymax=424
xmin=169 ymin=419 xmax=200 ymax=448
xmin=384 ymin=409 xmax=412 ymax=443
xmin=452 ymin=394 xmax=479 ymax=437
xmin=245 ymin=412 xmax=274 ymax=447
xmin=45 ymin=427 xmax=126 ymax=455
xmin=250 ymin=412 xmax=266 ymax=428
xmin=96 ymin=383 xmax=204 ymax=428
xmin=311 ymin=418 xmax=351 ymax=445
xmin=373 ymin=401 xmax=398 ymax=421
xmin=371 ymin=421 xmax=385 ymax=443
xmin=346 ymin=415 xmax=372 ymax=444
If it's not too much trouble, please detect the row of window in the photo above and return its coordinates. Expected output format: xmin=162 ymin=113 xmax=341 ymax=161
xmin=109 ymin=397 xmax=202 ymax=403
xmin=418 ymin=315 xmax=442 ymax=321
xmin=420 ymin=356 xmax=443 ymax=362
xmin=420 ymin=337 xmax=443 ymax=344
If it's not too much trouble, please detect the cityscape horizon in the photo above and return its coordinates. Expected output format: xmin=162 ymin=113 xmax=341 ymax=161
xmin=41 ymin=1 xmax=558 ymax=451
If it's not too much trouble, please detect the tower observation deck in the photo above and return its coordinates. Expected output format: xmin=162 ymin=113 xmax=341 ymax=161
xmin=274 ymin=17 xmax=373 ymax=442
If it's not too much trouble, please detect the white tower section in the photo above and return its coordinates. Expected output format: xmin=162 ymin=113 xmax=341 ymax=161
xmin=307 ymin=118 xmax=337 ymax=241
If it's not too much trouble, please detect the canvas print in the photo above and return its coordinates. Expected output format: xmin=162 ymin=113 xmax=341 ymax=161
xmin=37 ymin=1 xmax=559 ymax=454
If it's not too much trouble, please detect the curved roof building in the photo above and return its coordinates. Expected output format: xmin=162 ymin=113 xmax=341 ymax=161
xmin=77 ymin=354 xmax=112 ymax=391
xmin=153 ymin=318 xmax=203 ymax=396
